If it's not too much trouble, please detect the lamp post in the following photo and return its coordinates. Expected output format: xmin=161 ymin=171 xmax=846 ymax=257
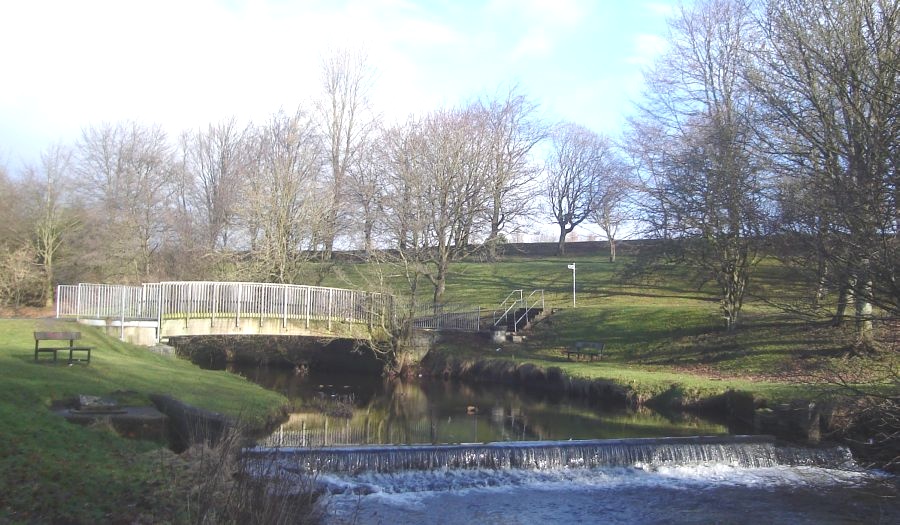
xmin=567 ymin=263 xmax=576 ymax=307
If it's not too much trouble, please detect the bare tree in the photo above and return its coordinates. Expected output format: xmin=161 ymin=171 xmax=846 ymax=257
xmin=590 ymin=163 xmax=633 ymax=262
xmin=0 ymin=166 xmax=43 ymax=307
xmin=181 ymin=118 xmax=251 ymax=251
xmin=629 ymin=0 xmax=769 ymax=330
xmin=544 ymin=123 xmax=616 ymax=256
xmin=382 ymin=107 xmax=491 ymax=303
xmin=421 ymin=107 xmax=491 ymax=302
xmin=317 ymin=48 xmax=375 ymax=259
xmin=751 ymin=0 xmax=900 ymax=343
xmin=0 ymin=245 xmax=43 ymax=308
xmin=478 ymin=87 xmax=545 ymax=255
xmin=75 ymin=121 xmax=176 ymax=281
xmin=0 ymin=164 xmax=28 ymax=252
xmin=20 ymin=144 xmax=81 ymax=306
xmin=380 ymin=117 xmax=428 ymax=307
xmin=347 ymin=128 xmax=386 ymax=258
xmin=241 ymin=109 xmax=323 ymax=283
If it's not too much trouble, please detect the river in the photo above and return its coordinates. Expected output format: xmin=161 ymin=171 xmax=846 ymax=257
xmin=230 ymin=365 xmax=899 ymax=524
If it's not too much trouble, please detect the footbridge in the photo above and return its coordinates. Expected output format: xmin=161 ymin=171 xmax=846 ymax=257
xmin=56 ymin=281 xmax=395 ymax=346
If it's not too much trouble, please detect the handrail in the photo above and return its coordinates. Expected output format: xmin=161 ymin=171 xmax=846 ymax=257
xmin=56 ymin=281 xmax=391 ymax=331
xmin=515 ymin=289 xmax=545 ymax=330
xmin=492 ymin=290 xmax=523 ymax=329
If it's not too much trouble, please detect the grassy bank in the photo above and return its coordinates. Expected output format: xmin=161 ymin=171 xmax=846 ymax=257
xmin=328 ymin=247 xmax=897 ymax=407
xmin=0 ymin=318 xmax=288 ymax=523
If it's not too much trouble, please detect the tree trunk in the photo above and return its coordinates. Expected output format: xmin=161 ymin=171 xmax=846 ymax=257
xmin=432 ymin=277 xmax=445 ymax=306
xmin=556 ymin=229 xmax=567 ymax=256
xmin=432 ymin=259 xmax=448 ymax=304
xmin=322 ymin=233 xmax=334 ymax=261
xmin=813 ymin=241 xmax=828 ymax=307
xmin=832 ymin=280 xmax=849 ymax=327
xmin=609 ymin=237 xmax=616 ymax=263
xmin=852 ymin=260 xmax=874 ymax=346
xmin=42 ymin=244 xmax=54 ymax=308
xmin=44 ymin=273 xmax=54 ymax=309
xmin=364 ymin=218 xmax=374 ymax=260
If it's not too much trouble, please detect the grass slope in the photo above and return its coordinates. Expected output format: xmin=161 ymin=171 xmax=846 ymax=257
xmin=0 ymin=319 xmax=287 ymax=523
xmin=330 ymin=247 xmax=896 ymax=405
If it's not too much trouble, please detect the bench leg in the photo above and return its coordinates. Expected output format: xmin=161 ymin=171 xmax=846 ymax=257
xmin=68 ymin=349 xmax=91 ymax=364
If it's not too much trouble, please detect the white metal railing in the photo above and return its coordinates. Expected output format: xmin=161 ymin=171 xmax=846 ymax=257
xmin=492 ymin=290 xmax=523 ymax=330
xmin=412 ymin=303 xmax=481 ymax=332
xmin=56 ymin=281 xmax=390 ymax=333
xmin=515 ymin=289 xmax=545 ymax=330
xmin=492 ymin=289 xmax=544 ymax=333
xmin=56 ymin=283 xmax=158 ymax=320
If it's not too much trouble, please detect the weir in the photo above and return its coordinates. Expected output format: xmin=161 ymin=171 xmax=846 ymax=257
xmin=246 ymin=435 xmax=854 ymax=473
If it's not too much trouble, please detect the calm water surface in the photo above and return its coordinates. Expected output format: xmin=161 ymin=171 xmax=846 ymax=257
xmin=229 ymin=364 xmax=728 ymax=445
xmin=231 ymin=364 xmax=899 ymax=524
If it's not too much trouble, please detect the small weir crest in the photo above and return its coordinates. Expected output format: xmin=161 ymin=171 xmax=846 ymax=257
xmin=246 ymin=435 xmax=854 ymax=473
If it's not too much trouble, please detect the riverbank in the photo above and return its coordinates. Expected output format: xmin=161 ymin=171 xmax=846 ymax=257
xmin=421 ymin=320 xmax=898 ymax=470
xmin=0 ymin=318 xmax=295 ymax=523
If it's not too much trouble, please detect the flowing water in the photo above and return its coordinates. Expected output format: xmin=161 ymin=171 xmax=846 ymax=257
xmin=232 ymin=365 xmax=899 ymax=524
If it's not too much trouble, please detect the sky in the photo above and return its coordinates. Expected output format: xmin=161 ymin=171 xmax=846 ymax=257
xmin=0 ymin=0 xmax=677 ymax=176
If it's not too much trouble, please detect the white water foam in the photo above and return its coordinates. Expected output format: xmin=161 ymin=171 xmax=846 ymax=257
xmin=316 ymin=463 xmax=875 ymax=496
xmin=315 ymin=465 xmax=895 ymax=525
xmin=246 ymin=439 xmax=896 ymax=524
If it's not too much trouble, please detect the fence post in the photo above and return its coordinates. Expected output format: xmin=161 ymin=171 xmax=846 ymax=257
xmin=304 ymin=287 xmax=310 ymax=329
xmin=119 ymin=286 xmax=126 ymax=340
xmin=157 ymin=284 xmax=163 ymax=343
xmin=327 ymin=288 xmax=333 ymax=331
xmin=75 ymin=284 xmax=82 ymax=321
xmin=236 ymin=283 xmax=242 ymax=328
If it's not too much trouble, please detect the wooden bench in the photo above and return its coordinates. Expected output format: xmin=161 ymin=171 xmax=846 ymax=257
xmin=34 ymin=332 xmax=93 ymax=364
xmin=564 ymin=341 xmax=604 ymax=361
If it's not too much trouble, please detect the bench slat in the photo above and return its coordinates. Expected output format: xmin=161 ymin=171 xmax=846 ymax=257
xmin=34 ymin=332 xmax=82 ymax=340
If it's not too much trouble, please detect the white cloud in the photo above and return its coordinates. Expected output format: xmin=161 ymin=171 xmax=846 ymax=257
xmin=644 ymin=1 xmax=676 ymax=18
xmin=0 ymin=0 xmax=674 ymax=170
xmin=626 ymin=33 xmax=668 ymax=66
xmin=487 ymin=0 xmax=586 ymax=26
xmin=510 ymin=29 xmax=553 ymax=60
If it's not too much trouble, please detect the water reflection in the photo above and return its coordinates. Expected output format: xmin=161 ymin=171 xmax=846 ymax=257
xmin=229 ymin=364 xmax=728 ymax=446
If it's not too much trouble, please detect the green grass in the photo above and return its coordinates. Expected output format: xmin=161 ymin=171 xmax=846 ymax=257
xmin=0 ymin=319 xmax=288 ymax=523
xmin=330 ymin=248 xmax=896 ymax=406
xmin=4 ymin=245 xmax=893 ymax=519
xmin=197 ymin=248 xmax=894 ymax=406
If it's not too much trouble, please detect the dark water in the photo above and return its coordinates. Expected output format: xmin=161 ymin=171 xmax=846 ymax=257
xmin=315 ymin=468 xmax=900 ymax=525
xmin=232 ymin=365 xmax=900 ymax=524
xmin=229 ymin=364 xmax=728 ymax=446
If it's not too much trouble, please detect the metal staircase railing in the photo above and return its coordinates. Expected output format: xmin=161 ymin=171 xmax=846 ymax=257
xmin=515 ymin=289 xmax=545 ymax=330
xmin=492 ymin=289 xmax=545 ymax=333
xmin=493 ymin=290 xmax=523 ymax=331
